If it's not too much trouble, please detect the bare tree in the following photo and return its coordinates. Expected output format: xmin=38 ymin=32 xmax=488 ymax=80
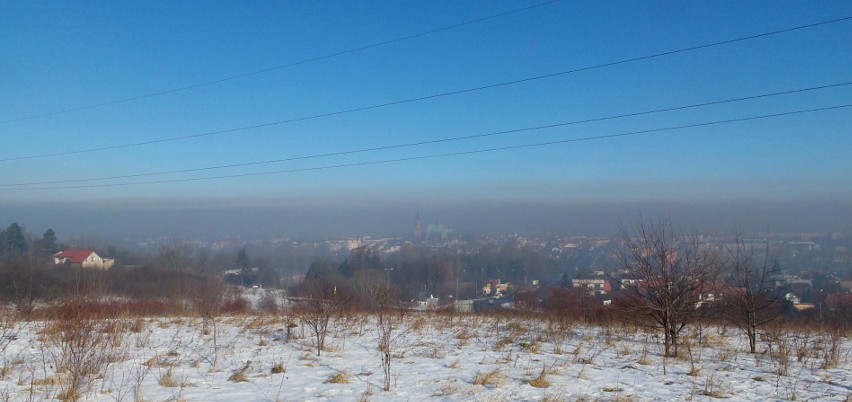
xmin=615 ymin=218 xmax=720 ymax=357
xmin=351 ymin=269 xmax=385 ymax=310
xmin=157 ymin=239 xmax=193 ymax=272
xmin=296 ymin=279 xmax=346 ymax=356
xmin=718 ymin=236 xmax=784 ymax=353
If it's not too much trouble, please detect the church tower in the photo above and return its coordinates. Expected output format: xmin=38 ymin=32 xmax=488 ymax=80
xmin=413 ymin=212 xmax=423 ymax=241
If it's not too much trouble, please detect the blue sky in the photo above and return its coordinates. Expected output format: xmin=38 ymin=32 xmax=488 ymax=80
xmin=2 ymin=1 xmax=852 ymax=236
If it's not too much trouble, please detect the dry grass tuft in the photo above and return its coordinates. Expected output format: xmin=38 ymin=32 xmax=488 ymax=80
xmin=528 ymin=368 xmax=550 ymax=388
xmin=33 ymin=374 xmax=66 ymax=386
xmin=520 ymin=339 xmax=540 ymax=353
xmin=472 ymin=368 xmax=505 ymax=388
xmin=410 ymin=316 xmax=428 ymax=332
xmin=325 ymin=372 xmax=352 ymax=384
xmin=495 ymin=336 xmax=514 ymax=350
xmin=159 ymin=368 xmax=180 ymax=387
xmin=130 ymin=319 xmax=146 ymax=333
xmin=541 ymin=390 xmax=567 ymax=402
xmin=228 ymin=360 xmax=251 ymax=383
xmin=271 ymin=362 xmax=286 ymax=374
xmin=143 ymin=354 xmax=175 ymax=367
xmin=433 ymin=381 xmax=461 ymax=397
xmin=57 ymin=386 xmax=81 ymax=402
xmin=506 ymin=320 xmax=525 ymax=334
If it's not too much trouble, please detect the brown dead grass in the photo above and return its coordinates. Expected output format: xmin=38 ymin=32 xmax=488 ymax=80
xmin=325 ymin=372 xmax=352 ymax=384
xmin=472 ymin=368 xmax=505 ymax=387
xmin=528 ymin=368 xmax=550 ymax=388
xmin=228 ymin=361 xmax=252 ymax=383
xmin=158 ymin=368 xmax=180 ymax=387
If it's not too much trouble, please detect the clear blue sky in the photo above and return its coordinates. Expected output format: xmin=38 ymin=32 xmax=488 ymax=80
xmin=2 ymin=1 xmax=852 ymax=236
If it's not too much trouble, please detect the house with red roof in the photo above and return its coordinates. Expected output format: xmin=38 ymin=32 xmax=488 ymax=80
xmin=53 ymin=249 xmax=114 ymax=270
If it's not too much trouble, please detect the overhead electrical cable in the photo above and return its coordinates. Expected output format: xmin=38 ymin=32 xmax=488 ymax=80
xmin=1 ymin=81 xmax=849 ymax=187
xmin=0 ymin=0 xmax=561 ymax=125
xmin=10 ymin=103 xmax=851 ymax=191
xmin=1 ymin=15 xmax=850 ymax=163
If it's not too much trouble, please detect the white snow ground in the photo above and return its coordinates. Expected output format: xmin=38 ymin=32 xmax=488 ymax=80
xmin=0 ymin=313 xmax=848 ymax=401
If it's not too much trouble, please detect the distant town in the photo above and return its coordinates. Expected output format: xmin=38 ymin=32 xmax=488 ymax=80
xmin=6 ymin=216 xmax=844 ymax=319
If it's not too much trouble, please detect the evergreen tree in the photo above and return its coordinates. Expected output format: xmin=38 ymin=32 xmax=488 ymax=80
xmin=34 ymin=228 xmax=59 ymax=255
xmin=236 ymin=248 xmax=251 ymax=269
xmin=3 ymin=223 xmax=28 ymax=255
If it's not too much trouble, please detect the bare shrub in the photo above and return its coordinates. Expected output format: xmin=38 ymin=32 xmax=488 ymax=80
xmin=193 ymin=277 xmax=225 ymax=336
xmin=0 ymin=306 xmax=23 ymax=358
xmin=257 ymin=289 xmax=280 ymax=314
xmin=191 ymin=277 xmax=227 ymax=370
xmin=107 ymin=359 xmax=151 ymax=402
xmin=820 ymin=330 xmax=844 ymax=369
xmin=295 ymin=279 xmax=347 ymax=356
xmin=637 ymin=334 xmax=653 ymax=365
xmin=375 ymin=285 xmax=405 ymax=391
xmin=702 ymin=373 xmax=726 ymax=398
xmin=763 ymin=325 xmax=791 ymax=376
xmin=44 ymin=299 xmax=123 ymax=401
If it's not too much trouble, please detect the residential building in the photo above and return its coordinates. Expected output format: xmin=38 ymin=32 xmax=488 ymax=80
xmin=53 ymin=249 xmax=114 ymax=270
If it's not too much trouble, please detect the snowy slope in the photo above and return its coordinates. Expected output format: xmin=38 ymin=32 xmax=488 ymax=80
xmin=0 ymin=314 xmax=848 ymax=401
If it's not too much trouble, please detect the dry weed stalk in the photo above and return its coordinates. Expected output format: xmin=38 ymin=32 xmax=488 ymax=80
xmin=820 ymin=330 xmax=844 ymax=369
xmin=764 ymin=327 xmax=792 ymax=376
xmin=685 ymin=338 xmax=703 ymax=377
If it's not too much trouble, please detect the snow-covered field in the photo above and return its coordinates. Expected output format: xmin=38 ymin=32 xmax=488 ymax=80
xmin=0 ymin=312 xmax=848 ymax=401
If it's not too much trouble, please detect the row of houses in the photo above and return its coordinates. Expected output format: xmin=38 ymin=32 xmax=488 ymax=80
xmin=567 ymin=272 xmax=852 ymax=314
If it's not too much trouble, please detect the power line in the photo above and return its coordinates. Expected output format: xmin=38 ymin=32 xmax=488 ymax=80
xmin=11 ymin=103 xmax=850 ymax=191
xmin=2 ymin=81 xmax=849 ymax=187
xmin=0 ymin=0 xmax=561 ymax=125
xmin=1 ymin=15 xmax=849 ymax=163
